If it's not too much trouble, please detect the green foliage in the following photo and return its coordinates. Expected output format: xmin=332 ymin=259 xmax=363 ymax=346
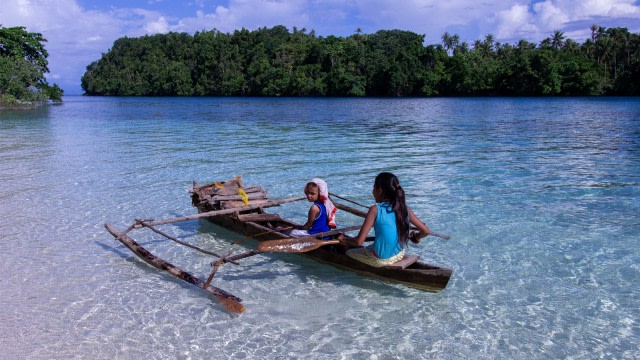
xmin=363 ymin=30 xmax=425 ymax=96
xmin=81 ymin=25 xmax=640 ymax=97
xmin=0 ymin=25 xmax=63 ymax=107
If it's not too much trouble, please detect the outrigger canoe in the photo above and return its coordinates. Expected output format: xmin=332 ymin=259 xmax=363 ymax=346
xmin=190 ymin=177 xmax=453 ymax=292
xmin=105 ymin=177 xmax=452 ymax=313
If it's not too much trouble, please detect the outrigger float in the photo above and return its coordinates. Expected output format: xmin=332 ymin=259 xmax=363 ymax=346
xmin=105 ymin=177 xmax=453 ymax=313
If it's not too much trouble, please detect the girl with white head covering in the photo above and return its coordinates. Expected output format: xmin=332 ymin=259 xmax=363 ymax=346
xmin=309 ymin=178 xmax=337 ymax=228
xmin=289 ymin=178 xmax=338 ymax=238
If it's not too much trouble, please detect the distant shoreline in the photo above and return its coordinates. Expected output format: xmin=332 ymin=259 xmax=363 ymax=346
xmin=0 ymin=97 xmax=51 ymax=110
xmin=81 ymin=25 xmax=640 ymax=97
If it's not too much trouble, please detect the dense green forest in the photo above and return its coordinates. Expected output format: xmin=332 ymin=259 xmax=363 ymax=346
xmin=81 ymin=25 xmax=640 ymax=97
xmin=0 ymin=26 xmax=63 ymax=108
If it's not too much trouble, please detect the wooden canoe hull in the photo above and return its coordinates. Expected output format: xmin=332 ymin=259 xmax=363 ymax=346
xmin=205 ymin=213 xmax=453 ymax=292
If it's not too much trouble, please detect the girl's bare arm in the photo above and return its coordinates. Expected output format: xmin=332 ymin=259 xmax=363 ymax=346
xmin=408 ymin=207 xmax=430 ymax=241
xmin=341 ymin=205 xmax=377 ymax=246
xmin=299 ymin=204 xmax=320 ymax=230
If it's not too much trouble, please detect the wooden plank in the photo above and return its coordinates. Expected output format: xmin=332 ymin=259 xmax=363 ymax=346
xmin=220 ymin=199 xmax=272 ymax=209
xmin=196 ymin=182 xmax=248 ymax=196
xmin=385 ymin=255 xmax=420 ymax=269
xmin=211 ymin=191 xmax=268 ymax=202
xmin=237 ymin=213 xmax=282 ymax=222
xmin=207 ymin=185 xmax=265 ymax=196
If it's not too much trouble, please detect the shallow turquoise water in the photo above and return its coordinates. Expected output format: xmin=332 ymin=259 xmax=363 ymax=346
xmin=0 ymin=96 xmax=638 ymax=359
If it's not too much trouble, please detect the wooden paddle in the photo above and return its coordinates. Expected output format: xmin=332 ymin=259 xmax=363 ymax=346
xmin=257 ymin=231 xmax=449 ymax=253
xmin=256 ymin=225 xmax=361 ymax=253
xmin=257 ymin=237 xmax=340 ymax=253
xmin=427 ymin=231 xmax=451 ymax=240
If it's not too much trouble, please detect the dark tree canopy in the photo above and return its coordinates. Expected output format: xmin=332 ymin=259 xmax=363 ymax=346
xmin=81 ymin=25 xmax=640 ymax=97
xmin=0 ymin=25 xmax=63 ymax=107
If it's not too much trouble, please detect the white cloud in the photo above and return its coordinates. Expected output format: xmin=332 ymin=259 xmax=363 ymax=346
xmin=171 ymin=0 xmax=312 ymax=33
xmin=494 ymin=4 xmax=539 ymax=40
xmin=347 ymin=0 xmax=515 ymax=43
xmin=534 ymin=1 xmax=570 ymax=29
xmin=492 ymin=0 xmax=640 ymax=41
xmin=144 ymin=16 xmax=170 ymax=33
xmin=570 ymin=0 xmax=640 ymax=18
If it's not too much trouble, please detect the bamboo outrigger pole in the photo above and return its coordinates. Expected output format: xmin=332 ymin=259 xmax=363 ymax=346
xmin=138 ymin=196 xmax=305 ymax=227
xmin=138 ymin=220 xmax=240 ymax=265
xmin=105 ymin=223 xmax=245 ymax=313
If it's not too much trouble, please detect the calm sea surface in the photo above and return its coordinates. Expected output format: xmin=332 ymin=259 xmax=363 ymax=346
xmin=0 ymin=96 xmax=638 ymax=359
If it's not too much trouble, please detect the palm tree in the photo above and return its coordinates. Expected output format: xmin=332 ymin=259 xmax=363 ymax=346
xmin=624 ymin=33 xmax=630 ymax=67
xmin=452 ymin=34 xmax=460 ymax=52
xmin=610 ymin=27 xmax=630 ymax=69
xmin=562 ymin=39 xmax=580 ymax=53
xmin=474 ymin=34 xmax=495 ymax=57
xmin=598 ymin=36 xmax=614 ymax=81
xmin=551 ymin=30 xmax=565 ymax=49
xmin=517 ymin=39 xmax=535 ymax=51
xmin=591 ymin=24 xmax=598 ymax=42
xmin=441 ymin=32 xmax=453 ymax=55
xmin=473 ymin=39 xmax=482 ymax=52
xmin=540 ymin=38 xmax=553 ymax=49
xmin=484 ymin=34 xmax=495 ymax=50
xmin=582 ymin=39 xmax=596 ymax=60
xmin=458 ymin=41 xmax=469 ymax=54
xmin=631 ymin=34 xmax=640 ymax=63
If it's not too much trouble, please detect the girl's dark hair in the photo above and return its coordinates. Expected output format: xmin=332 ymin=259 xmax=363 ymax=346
xmin=374 ymin=172 xmax=410 ymax=246
xmin=304 ymin=182 xmax=319 ymax=194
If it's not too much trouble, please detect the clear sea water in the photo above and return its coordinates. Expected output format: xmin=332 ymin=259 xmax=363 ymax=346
xmin=0 ymin=96 xmax=638 ymax=359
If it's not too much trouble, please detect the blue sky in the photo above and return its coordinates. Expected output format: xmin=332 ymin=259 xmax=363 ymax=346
xmin=2 ymin=0 xmax=639 ymax=94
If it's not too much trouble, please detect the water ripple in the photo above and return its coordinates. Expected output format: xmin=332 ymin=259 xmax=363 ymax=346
xmin=0 ymin=96 xmax=638 ymax=359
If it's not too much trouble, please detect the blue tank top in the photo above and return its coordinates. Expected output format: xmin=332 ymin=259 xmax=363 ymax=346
xmin=308 ymin=202 xmax=330 ymax=235
xmin=372 ymin=202 xmax=404 ymax=259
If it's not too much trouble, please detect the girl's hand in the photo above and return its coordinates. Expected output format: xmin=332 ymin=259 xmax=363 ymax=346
xmin=409 ymin=231 xmax=421 ymax=244
xmin=336 ymin=234 xmax=351 ymax=251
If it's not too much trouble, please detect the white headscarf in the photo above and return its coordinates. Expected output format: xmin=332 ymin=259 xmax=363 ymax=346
xmin=310 ymin=178 xmax=337 ymax=228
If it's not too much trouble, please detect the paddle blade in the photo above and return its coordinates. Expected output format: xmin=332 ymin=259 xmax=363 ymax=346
xmin=257 ymin=238 xmax=340 ymax=253
xmin=215 ymin=295 xmax=245 ymax=314
xmin=430 ymin=232 xmax=451 ymax=240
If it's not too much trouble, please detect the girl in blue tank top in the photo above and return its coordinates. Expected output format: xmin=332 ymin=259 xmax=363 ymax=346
xmin=289 ymin=180 xmax=331 ymax=238
xmin=339 ymin=172 xmax=431 ymax=267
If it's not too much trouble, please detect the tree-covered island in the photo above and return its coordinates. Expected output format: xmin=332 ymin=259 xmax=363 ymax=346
xmin=82 ymin=25 xmax=639 ymax=97
xmin=0 ymin=25 xmax=64 ymax=109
